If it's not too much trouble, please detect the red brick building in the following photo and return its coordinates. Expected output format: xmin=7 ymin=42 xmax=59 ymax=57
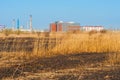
xmin=50 ymin=23 xmax=57 ymax=32
xmin=50 ymin=21 xmax=80 ymax=32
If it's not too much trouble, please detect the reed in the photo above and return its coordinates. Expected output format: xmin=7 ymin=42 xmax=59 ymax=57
xmin=0 ymin=31 xmax=120 ymax=79
xmin=49 ymin=32 xmax=120 ymax=54
xmin=0 ymin=31 xmax=120 ymax=64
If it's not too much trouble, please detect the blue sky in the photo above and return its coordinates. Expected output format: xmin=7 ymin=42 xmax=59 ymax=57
xmin=0 ymin=0 xmax=120 ymax=30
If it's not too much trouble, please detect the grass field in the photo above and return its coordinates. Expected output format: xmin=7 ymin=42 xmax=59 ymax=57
xmin=0 ymin=31 xmax=120 ymax=80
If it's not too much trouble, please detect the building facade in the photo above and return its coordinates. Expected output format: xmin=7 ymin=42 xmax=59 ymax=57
xmin=50 ymin=21 xmax=80 ymax=32
xmin=82 ymin=26 xmax=104 ymax=31
xmin=0 ymin=25 xmax=5 ymax=31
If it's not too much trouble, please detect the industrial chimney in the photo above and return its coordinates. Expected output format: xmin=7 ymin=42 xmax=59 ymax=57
xmin=30 ymin=15 xmax=32 ymax=31
xmin=12 ymin=19 xmax=15 ymax=31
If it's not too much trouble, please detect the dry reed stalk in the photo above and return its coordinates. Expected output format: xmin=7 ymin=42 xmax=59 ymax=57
xmin=48 ymin=32 xmax=120 ymax=55
xmin=1 ymin=31 xmax=120 ymax=64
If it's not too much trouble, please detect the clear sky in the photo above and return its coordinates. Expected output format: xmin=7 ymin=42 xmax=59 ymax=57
xmin=0 ymin=0 xmax=120 ymax=30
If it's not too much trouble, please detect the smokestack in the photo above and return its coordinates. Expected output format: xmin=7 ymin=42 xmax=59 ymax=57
xmin=12 ymin=19 xmax=15 ymax=30
xmin=30 ymin=15 xmax=32 ymax=31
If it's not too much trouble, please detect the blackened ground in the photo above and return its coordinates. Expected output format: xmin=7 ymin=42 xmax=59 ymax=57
xmin=0 ymin=53 xmax=120 ymax=80
xmin=0 ymin=53 xmax=110 ymax=79
xmin=82 ymin=67 xmax=120 ymax=80
xmin=0 ymin=37 xmax=60 ymax=52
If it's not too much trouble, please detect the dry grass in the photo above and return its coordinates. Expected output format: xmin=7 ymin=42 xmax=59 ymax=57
xmin=106 ymin=52 xmax=120 ymax=65
xmin=51 ymin=32 xmax=120 ymax=54
xmin=0 ymin=31 xmax=120 ymax=62
xmin=0 ymin=31 xmax=120 ymax=79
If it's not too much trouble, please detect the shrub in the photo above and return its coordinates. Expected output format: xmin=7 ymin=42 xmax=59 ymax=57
xmin=100 ymin=29 xmax=107 ymax=33
xmin=3 ymin=29 xmax=12 ymax=36
xmin=89 ymin=30 xmax=97 ymax=35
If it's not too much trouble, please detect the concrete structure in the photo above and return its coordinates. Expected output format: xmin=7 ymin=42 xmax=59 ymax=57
xmin=82 ymin=26 xmax=104 ymax=31
xmin=50 ymin=21 xmax=80 ymax=32
xmin=19 ymin=29 xmax=33 ymax=32
xmin=12 ymin=15 xmax=33 ymax=32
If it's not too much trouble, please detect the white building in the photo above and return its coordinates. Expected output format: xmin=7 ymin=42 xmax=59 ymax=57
xmin=82 ymin=26 xmax=104 ymax=31
xmin=0 ymin=25 xmax=5 ymax=31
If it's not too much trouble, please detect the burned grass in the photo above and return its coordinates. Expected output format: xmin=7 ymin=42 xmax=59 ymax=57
xmin=0 ymin=53 xmax=108 ymax=79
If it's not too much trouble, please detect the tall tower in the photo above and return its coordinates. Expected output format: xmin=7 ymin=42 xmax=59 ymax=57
xmin=17 ymin=19 xmax=20 ymax=30
xmin=26 ymin=21 xmax=29 ymax=29
xmin=30 ymin=15 xmax=32 ymax=31
xmin=12 ymin=19 xmax=15 ymax=30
